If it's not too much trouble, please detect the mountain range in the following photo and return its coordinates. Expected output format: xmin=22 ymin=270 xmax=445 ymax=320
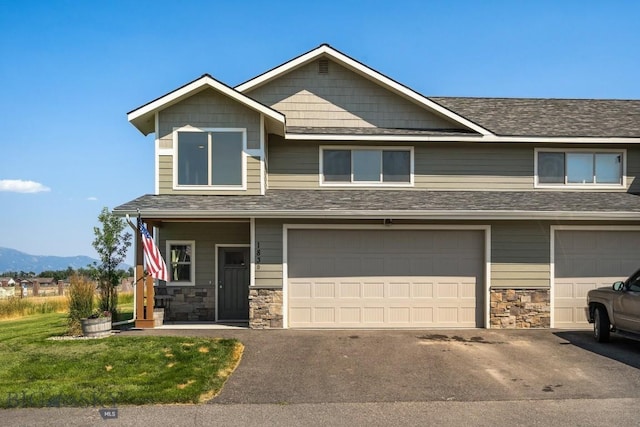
xmin=0 ymin=247 xmax=103 ymax=274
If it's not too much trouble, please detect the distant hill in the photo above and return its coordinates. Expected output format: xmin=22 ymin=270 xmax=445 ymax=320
xmin=0 ymin=247 xmax=130 ymax=274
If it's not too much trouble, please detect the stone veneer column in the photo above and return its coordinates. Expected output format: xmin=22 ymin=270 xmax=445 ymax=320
xmin=249 ymin=288 xmax=283 ymax=329
xmin=490 ymin=289 xmax=550 ymax=328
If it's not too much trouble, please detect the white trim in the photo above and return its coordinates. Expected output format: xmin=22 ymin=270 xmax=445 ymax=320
xmin=165 ymin=240 xmax=196 ymax=286
xmin=214 ymin=243 xmax=251 ymax=322
xmin=534 ymin=147 xmax=627 ymax=189
xmin=172 ymin=126 xmax=247 ymax=191
xmin=285 ymin=133 xmax=640 ymax=144
xmin=250 ymin=218 xmax=256 ymax=286
xmin=549 ymin=225 xmax=640 ymax=328
xmin=259 ymin=114 xmax=266 ymax=195
xmin=128 ymin=75 xmax=285 ymax=135
xmin=282 ymin=225 xmax=288 ymax=329
xmin=282 ymin=223 xmax=491 ymax=329
xmin=484 ymin=227 xmax=492 ymax=330
xmin=235 ymin=45 xmax=492 ymax=136
xmin=154 ymin=112 xmax=160 ymax=195
xmin=319 ymin=145 xmax=414 ymax=187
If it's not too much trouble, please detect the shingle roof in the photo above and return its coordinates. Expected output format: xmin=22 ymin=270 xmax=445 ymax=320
xmin=114 ymin=190 xmax=640 ymax=220
xmin=430 ymin=97 xmax=640 ymax=138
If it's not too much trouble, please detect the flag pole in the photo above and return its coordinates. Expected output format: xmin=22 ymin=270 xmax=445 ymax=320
xmin=112 ymin=213 xmax=141 ymax=327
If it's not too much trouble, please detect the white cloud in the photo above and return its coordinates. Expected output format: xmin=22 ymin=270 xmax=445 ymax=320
xmin=87 ymin=196 xmax=98 ymax=201
xmin=0 ymin=179 xmax=51 ymax=193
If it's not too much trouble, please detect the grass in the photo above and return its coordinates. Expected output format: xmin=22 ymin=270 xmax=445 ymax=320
xmin=0 ymin=313 xmax=243 ymax=407
xmin=0 ymin=296 xmax=67 ymax=320
xmin=0 ymin=292 xmax=136 ymax=322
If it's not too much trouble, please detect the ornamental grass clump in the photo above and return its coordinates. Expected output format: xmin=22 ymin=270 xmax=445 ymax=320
xmin=67 ymin=274 xmax=95 ymax=335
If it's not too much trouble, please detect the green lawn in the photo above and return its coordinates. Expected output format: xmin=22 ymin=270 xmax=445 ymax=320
xmin=0 ymin=313 xmax=242 ymax=407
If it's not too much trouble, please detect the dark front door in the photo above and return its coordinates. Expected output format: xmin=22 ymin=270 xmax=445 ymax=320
xmin=218 ymin=247 xmax=250 ymax=321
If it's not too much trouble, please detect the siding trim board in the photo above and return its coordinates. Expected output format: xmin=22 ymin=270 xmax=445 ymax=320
xmin=281 ymin=223 xmax=491 ymax=329
xmin=550 ymin=225 xmax=640 ymax=328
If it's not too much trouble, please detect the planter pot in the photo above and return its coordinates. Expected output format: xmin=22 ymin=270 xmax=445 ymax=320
xmin=80 ymin=317 xmax=112 ymax=338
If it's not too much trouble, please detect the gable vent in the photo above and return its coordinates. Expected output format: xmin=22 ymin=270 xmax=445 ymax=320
xmin=318 ymin=59 xmax=329 ymax=74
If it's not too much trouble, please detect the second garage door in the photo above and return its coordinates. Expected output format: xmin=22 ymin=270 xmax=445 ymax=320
xmin=287 ymin=229 xmax=485 ymax=328
xmin=554 ymin=230 xmax=640 ymax=329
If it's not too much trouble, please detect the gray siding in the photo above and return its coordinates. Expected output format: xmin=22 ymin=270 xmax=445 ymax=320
xmin=254 ymin=219 xmax=284 ymax=287
xmin=490 ymin=221 xmax=550 ymax=288
xmin=246 ymin=59 xmax=462 ymax=130
xmin=157 ymin=89 xmax=262 ymax=195
xmin=159 ymin=222 xmax=250 ymax=286
xmin=267 ymin=139 xmax=640 ymax=192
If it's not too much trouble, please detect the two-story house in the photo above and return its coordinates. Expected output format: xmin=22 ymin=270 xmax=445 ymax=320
xmin=115 ymin=44 xmax=640 ymax=329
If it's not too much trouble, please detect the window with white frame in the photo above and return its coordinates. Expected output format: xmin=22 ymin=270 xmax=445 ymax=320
xmin=536 ymin=150 xmax=623 ymax=186
xmin=175 ymin=128 xmax=245 ymax=187
xmin=321 ymin=147 xmax=412 ymax=184
xmin=166 ymin=241 xmax=195 ymax=285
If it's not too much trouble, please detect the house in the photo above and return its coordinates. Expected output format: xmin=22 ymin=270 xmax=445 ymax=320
xmin=115 ymin=44 xmax=640 ymax=329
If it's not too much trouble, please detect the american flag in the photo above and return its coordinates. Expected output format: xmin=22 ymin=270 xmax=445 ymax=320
xmin=140 ymin=223 xmax=168 ymax=281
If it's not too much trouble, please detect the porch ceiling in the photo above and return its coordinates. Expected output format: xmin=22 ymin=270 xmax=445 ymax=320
xmin=113 ymin=190 xmax=640 ymax=221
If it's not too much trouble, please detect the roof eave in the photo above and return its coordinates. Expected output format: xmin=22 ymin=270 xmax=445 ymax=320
xmin=112 ymin=208 xmax=640 ymax=221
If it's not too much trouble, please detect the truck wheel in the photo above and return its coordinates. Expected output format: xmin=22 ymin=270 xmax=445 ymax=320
xmin=594 ymin=306 xmax=610 ymax=343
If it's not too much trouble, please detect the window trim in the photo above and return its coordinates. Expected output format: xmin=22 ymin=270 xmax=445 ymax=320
xmin=165 ymin=240 xmax=196 ymax=286
xmin=534 ymin=148 xmax=626 ymax=189
xmin=172 ymin=126 xmax=247 ymax=191
xmin=319 ymin=145 xmax=414 ymax=187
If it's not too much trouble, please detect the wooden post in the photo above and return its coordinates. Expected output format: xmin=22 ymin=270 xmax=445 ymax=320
xmin=134 ymin=219 xmax=156 ymax=328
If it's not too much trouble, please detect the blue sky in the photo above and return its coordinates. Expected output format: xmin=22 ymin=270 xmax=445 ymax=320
xmin=1 ymin=0 xmax=639 ymax=266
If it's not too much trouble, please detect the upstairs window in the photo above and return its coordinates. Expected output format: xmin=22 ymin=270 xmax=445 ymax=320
xmin=537 ymin=150 xmax=624 ymax=187
xmin=175 ymin=128 xmax=245 ymax=188
xmin=321 ymin=147 xmax=412 ymax=185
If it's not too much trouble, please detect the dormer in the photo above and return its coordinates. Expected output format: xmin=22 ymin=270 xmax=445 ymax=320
xmin=127 ymin=74 xmax=285 ymax=195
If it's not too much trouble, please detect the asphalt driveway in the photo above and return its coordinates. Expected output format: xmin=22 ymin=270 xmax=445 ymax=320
xmin=125 ymin=327 xmax=640 ymax=405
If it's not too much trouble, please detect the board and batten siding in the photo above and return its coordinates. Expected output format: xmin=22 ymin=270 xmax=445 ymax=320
xmin=157 ymin=88 xmax=263 ymax=195
xmin=159 ymin=222 xmax=250 ymax=286
xmin=246 ymin=59 xmax=462 ymax=130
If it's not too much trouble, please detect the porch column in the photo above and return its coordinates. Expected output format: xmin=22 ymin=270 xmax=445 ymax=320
xmin=134 ymin=220 xmax=156 ymax=328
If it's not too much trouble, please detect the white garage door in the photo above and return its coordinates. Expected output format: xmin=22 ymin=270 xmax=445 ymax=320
xmin=554 ymin=230 xmax=640 ymax=329
xmin=287 ymin=229 xmax=484 ymax=328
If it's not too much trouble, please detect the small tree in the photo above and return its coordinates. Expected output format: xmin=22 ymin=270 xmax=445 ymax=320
xmin=90 ymin=207 xmax=132 ymax=316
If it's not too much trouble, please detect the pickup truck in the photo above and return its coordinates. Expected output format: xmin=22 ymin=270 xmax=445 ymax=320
xmin=586 ymin=269 xmax=640 ymax=342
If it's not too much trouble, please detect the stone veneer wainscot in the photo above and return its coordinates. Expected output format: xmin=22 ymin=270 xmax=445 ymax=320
xmin=490 ymin=289 xmax=550 ymax=328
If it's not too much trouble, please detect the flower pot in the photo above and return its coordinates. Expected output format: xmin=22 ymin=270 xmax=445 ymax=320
xmin=80 ymin=317 xmax=112 ymax=338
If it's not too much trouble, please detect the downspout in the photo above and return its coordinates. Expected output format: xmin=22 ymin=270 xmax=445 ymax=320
xmin=112 ymin=214 xmax=139 ymax=326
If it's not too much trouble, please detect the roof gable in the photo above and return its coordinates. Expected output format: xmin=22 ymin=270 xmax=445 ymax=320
xmin=127 ymin=74 xmax=285 ymax=136
xmin=236 ymin=44 xmax=491 ymax=136
xmin=245 ymin=58 xmax=471 ymax=133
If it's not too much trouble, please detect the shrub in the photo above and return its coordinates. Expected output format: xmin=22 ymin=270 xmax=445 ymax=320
xmin=67 ymin=274 xmax=96 ymax=335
